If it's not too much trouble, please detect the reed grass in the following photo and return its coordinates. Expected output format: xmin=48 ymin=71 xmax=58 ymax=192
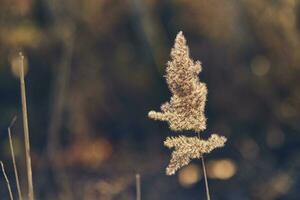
xmin=148 ymin=32 xmax=226 ymax=200
xmin=19 ymin=52 xmax=34 ymax=200
xmin=1 ymin=161 xmax=14 ymax=200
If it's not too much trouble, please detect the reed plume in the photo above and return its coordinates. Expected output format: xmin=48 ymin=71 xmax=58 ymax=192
xmin=148 ymin=31 xmax=207 ymax=132
xmin=165 ymin=134 xmax=226 ymax=175
xmin=148 ymin=31 xmax=226 ymax=173
xmin=148 ymin=31 xmax=227 ymax=199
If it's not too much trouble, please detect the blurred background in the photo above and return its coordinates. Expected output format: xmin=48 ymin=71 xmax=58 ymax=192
xmin=0 ymin=0 xmax=300 ymax=199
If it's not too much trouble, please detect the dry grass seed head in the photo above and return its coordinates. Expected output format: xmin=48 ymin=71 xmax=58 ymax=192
xmin=148 ymin=31 xmax=207 ymax=133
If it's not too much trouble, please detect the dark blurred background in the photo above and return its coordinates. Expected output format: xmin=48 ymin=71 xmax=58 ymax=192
xmin=0 ymin=0 xmax=300 ymax=199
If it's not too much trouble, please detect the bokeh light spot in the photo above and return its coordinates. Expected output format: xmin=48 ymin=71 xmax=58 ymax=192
xmin=271 ymin=172 xmax=293 ymax=195
xmin=207 ymin=159 xmax=237 ymax=180
xmin=251 ymin=56 xmax=270 ymax=76
xmin=178 ymin=164 xmax=202 ymax=187
xmin=10 ymin=54 xmax=29 ymax=78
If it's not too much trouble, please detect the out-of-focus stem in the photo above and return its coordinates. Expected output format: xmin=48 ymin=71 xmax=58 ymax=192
xmin=1 ymin=161 xmax=14 ymax=200
xmin=19 ymin=53 xmax=34 ymax=200
xmin=136 ymin=174 xmax=141 ymax=200
xmin=8 ymin=116 xmax=23 ymax=200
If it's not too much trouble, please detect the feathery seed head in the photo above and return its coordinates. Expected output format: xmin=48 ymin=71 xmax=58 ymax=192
xmin=164 ymin=134 xmax=227 ymax=175
xmin=148 ymin=31 xmax=227 ymax=175
xmin=148 ymin=31 xmax=207 ymax=132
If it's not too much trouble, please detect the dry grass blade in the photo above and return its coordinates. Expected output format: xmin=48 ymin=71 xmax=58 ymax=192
xmin=19 ymin=52 xmax=34 ymax=200
xmin=136 ymin=174 xmax=141 ymax=200
xmin=1 ymin=161 xmax=14 ymax=200
xmin=8 ymin=116 xmax=23 ymax=200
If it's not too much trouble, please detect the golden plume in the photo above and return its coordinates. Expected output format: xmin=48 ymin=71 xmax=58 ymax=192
xmin=148 ymin=31 xmax=227 ymax=175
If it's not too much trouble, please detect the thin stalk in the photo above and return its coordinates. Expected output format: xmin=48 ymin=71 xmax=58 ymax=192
xmin=1 ymin=161 xmax=14 ymax=200
xmin=201 ymin=156 xmax=211 ymax=200
xmin=8 ymin=116 xmax=23 ymax=200
xmin=198 ymin=133 xmax=211 ymax=200
xmin=46 ymin=25 xmax=74 ymax=199
xmin=19 ymin=52 xmax=34 ymax=200
xmin=136 ymin=174 xmax=141 ymax=200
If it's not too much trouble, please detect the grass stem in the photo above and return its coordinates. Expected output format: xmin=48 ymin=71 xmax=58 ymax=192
xmin=201 ymin=156 xmax=211 ymax=200
xmin=19 ymin=52 xmax=34 ymax=200
xmin=8 ymin=116 xmax=23 ymax=200
xmin=198 ymin=132 xmax=211 ymax=200
xmin=1 ymin=161 xmax=14 ymax=200
xmin=136 ymin=174 xmax=141 ymax=200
